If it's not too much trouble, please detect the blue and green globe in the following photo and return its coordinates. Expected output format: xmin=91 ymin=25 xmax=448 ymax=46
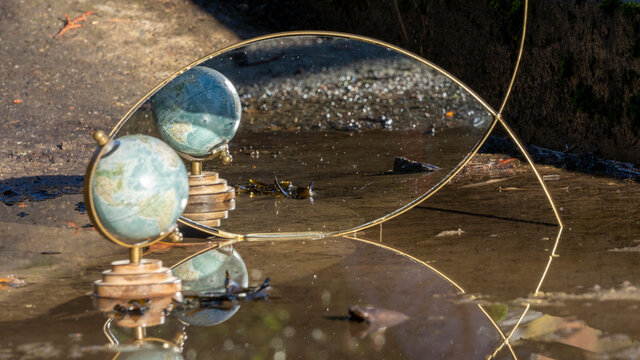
xmin=173 ymin=247 xmax=248 ymax=326
xmin=92 ymin=135 xmax=189 ymax=242
xmin=152 ymin=66 xmax=242 ymax=158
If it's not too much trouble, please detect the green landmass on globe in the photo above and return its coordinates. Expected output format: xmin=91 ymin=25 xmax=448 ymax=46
xmin=152 ymin=66 xmax=242 ymax=158
xmin=92 ymin=134 xmax=190 ymax=241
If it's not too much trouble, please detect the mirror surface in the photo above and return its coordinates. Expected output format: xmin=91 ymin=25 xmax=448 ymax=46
xmin=114 ymin=33 xmax=495 ymax=236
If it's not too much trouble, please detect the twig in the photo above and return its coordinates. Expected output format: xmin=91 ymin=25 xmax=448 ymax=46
xmin=56 ymin=11 xmax=94 ymax=38
xmin=391 ymin=0 xmax=409 ymax=48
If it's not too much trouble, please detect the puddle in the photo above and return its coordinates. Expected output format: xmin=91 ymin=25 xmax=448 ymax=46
xmin=0 ymin=131 xmax=639 ymax=359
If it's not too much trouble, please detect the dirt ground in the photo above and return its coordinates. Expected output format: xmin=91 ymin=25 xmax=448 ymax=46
xmin=0 ymin=0 xmax=251 ymax=179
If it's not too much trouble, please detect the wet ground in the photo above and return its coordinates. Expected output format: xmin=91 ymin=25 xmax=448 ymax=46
xmin=1 ymin=145 xmax=639 ymax=359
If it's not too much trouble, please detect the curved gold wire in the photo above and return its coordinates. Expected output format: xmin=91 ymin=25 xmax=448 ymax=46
xmin=99 ymin=0 xmax=561 ymax=241
xmin=492 ymin=0 xmax=563 ymax=229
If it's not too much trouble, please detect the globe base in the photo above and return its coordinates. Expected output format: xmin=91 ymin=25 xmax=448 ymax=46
xmin=183 ymin=171 xmax=236 ymax=228
xmin=93 ymin=259 xmax=182 ymax=301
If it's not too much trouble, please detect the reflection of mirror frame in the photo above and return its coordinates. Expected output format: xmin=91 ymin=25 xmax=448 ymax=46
xmin=102 ymin=226 xmax=562 ymax=359
xmin=103 ymin=0 xmax=562 ymax=240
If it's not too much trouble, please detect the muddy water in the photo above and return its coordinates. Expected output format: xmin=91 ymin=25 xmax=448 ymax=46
xmin=0 ymin=133 xmax=639 ymax=359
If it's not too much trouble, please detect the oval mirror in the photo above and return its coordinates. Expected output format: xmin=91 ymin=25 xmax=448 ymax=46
xmin=112 ymin=32 xmax=496 ymax=237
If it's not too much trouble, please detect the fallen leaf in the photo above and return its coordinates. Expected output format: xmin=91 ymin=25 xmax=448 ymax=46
xmin=0 ymin=275 xmax=26 ymax=290
xmin=12 ymin=99 xmax=23 ymax=104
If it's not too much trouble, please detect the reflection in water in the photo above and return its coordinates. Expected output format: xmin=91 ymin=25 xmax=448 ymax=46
xmin=114 ymin=34 xmax=495 ymax=235
xmin=98 ymin=236 xmax=551 ymax=360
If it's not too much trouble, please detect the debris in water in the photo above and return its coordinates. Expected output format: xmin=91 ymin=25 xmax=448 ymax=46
xmin=12 ymin=99 xmax=23 ymax=104
xmin=41 ymin=251 xmax=61 ymax=255
xmin=435 ymin=228 xmax=464 ymax=237
xmin=393 ymin=156 xmax=440 ymax=173
xmin=236 ymin=178 xmax=314 ymax=200
xmin=608 ymin=245 xmax=640 ymax=252
xmin=347 ymin=305 xmax=409 ymax=338
xmin=183 ymin=271 xmax=271 ymax=310
xmin=17 ymin=212 xmax=28 ymax=217
xmin=0 ymin=275 xmax=26 ymax=290
xmin=543 ymin=174 xmax=561 ymax=181
xmin=348 ymin=305 xmax=409 ymax=325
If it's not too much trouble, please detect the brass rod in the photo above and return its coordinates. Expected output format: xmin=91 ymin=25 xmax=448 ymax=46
xmin=191 ymin=161 xmax=202 ymax=176
xmin=129 ymin=247 xmax=142 ymax=264
xmin=133 ymin=326 xmax=145 ymax=341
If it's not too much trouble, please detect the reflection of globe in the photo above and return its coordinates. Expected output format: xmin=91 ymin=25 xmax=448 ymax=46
xmin=114 ymin=345 xmax=183 ymax=360
xmin=92 ymin=135 xmax=189 ymax=241
xmin=152 ymin=66 xmax=242 ymax=157
xmin=173 ymin=247 xmax=248 ymax=326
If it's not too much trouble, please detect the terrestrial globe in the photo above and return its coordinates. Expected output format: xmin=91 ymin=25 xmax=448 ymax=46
xmin=152 ymin=66 xmax=242 ymax=158
xmin=173 ymin=248 xmax=248 ymax=326
xmin=92 ymin=134 xmax=189 ymax=242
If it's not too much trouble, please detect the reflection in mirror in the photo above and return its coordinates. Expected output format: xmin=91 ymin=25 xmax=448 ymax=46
xmin=114 ymin=33 xmax=495 ymax=236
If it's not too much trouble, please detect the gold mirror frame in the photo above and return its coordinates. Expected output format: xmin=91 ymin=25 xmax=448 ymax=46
xmin=94 ymin=1 xmax=566 ymax=357
xmin=88 ymin=0 xmax=562 ymax=238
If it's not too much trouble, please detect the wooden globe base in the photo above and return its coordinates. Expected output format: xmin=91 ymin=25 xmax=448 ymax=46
xmin=93 ymin=259 xmax=181 ymax=299
xmin=183 ymin=171 xmax=236 ymax=227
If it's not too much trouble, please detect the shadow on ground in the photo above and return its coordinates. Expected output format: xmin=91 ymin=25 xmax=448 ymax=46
xmin=0 ymin=175 xmax=84 ymax=206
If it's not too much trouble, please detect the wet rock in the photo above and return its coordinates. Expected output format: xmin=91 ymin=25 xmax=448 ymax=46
xmin=435 ymin=228 xmax=465 ymax=237
xmin=347 ymin=305 xmax=409 ymax=338
xmin=393 ymin=156 xmax=440 ymax=173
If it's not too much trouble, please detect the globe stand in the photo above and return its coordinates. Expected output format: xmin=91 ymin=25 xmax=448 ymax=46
xmin=182 ymin=147 xmax=236 ymax=228
xmin=86 ymin=131 xmax=185 ymax=301
xmin=93 ymin=257 xmax=182 ymax=300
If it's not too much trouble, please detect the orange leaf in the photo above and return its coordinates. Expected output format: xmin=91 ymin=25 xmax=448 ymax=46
xmin=445 ymin=111 xmax=454 ymax=117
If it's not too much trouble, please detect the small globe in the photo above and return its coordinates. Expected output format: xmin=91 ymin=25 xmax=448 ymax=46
xmin=172 ymin=247 xmax=248 ymax=293
xmin=152 ymin=66 xmax=242 ymax=158
xmin=173 ymin=247 xmax=248 ymax=326
xmin=92 ymin=135 xmax=189 ymax=242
